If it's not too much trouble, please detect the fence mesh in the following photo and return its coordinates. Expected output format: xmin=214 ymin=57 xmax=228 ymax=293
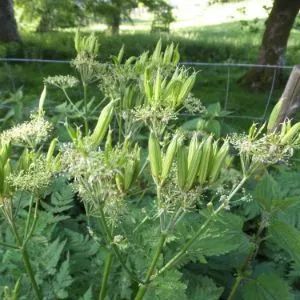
xmin=0 ymin=58 xmax=294 ymax=124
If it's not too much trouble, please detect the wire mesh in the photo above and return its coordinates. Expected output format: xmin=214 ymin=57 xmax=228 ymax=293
xmin=0 ymin=58 xmax=293 ymax=123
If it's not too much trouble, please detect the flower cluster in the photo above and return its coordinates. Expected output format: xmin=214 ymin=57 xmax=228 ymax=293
xmin=230 ymin=132 xmax=293 ymax=166
xmin=61 ymin=140 xmax=140 ymax=220
xmin=0 ymin=115 xmax=52 ymax=147
xmin=8 ymin=156 xmax=52 ymax=194
xmin=44 ymin=75 xmax=79 ymax=89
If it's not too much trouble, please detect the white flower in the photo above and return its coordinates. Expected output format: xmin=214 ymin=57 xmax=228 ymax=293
xmin=0 ymin=115 xmax=52 ymax=147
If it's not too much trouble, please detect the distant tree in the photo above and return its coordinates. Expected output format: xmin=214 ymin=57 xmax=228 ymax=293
xmin=241 ymin=0 xmax=300 ymax=89
xmin=0 ymin=0 xmax=21 ymax=42
xmin=87 ymin=0 xmax=173 ymax=35
xmin=16 ymin=0 xmax=84 ymax=32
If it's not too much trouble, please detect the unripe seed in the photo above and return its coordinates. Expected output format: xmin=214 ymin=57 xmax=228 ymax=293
xmin=148 ymin=132 xmax=162 ymax=182
xmin=177 ymin=144 xmax=188 ymax=190
xmin=281 ymin=122 xmax=300 ymax=144
xmin=185 ymin=142 xmax=203 ymax=191
xmin=198 ymin=136 xmax=213 ymax=185
xmin=267 ymin=98 xmax=283 ymax=131
xmin=46 ymin=138 xmax=58 ymax=164
xmin=90 ymin=102 xmax=114 ymax=148
xmin=209 ymin=141 xmax=229 ymax=183
xmin=161 ymin=135 xmax=178 ymax=183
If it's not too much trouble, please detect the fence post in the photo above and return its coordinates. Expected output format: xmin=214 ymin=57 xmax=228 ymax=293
xmin=273 ymin=65 xmax=300 ymax=128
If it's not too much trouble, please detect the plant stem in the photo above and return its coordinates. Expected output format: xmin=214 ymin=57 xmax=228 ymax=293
xmin=62 ymin=88 xmax=82 ymax=115
xmin=98 ymin=207 xmax=141 ymax=283
xmin=83 ymin=83 xmax=89 ymax=136
xmin=99 ymin=251 xmax=114 ymax=300
xmin=134 ymin=233 xmax=167 ymax=300
xmin=227 ymin=215 xmax=266 ymax=300
xmin=10 ymin=222 xmax=42 ymax=300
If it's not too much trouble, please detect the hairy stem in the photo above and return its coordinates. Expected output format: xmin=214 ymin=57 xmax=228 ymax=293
xmin=227 ymin=216 xmax=266 ymax=300
xmin=134 ymin=233 xmax=167 ymax=300
xmin=99 ymin=251 xmax=114 ymax=300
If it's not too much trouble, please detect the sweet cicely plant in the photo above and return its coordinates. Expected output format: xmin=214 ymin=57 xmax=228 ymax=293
xmin=1 ymin=32 xmax=300 ymax=300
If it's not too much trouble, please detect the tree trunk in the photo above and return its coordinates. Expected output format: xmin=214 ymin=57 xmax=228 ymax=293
xmin=109 ymin=13 xmax=121 ymax=35
xmin=240 ymin=0 xmax=300 ymax=89
xmin=36 ymin=13 xmax=51 ymax=33
xmin=0 ymin=0 xmax=21 ymax=42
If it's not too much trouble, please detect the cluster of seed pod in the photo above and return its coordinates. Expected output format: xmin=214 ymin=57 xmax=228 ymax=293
xmin=278 ymin=120 xmax=300 ymax=145
xmin=114 ymin=143 xmax=141 ymax=193
xmin=143 ymin=67 xmax=196 ymax=110
xmin=148 ymin=132 xmax=230 ymax=191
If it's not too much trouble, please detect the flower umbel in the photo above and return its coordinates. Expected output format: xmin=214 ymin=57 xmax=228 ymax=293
xmin=0 ymin=115 xmax=52 ymax=147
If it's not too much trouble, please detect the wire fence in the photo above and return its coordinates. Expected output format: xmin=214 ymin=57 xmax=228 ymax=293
xmin=0 ymin=58 xmax=294 ymax=124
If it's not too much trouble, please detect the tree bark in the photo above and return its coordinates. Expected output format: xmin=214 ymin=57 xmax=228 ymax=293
xmin=240 ymin=0 xmax=300 ymax=89
xmin=0 ymin=0 xmax=21 ymax=42
xmin=109 ymin=13 xmax=121 ymax=35
xmin=36 ymin=13 xmax=51 ymax=33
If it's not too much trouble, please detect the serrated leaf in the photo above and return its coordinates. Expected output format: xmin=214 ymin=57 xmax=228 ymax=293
xmin=145 ymin=270 xmax=187 ymax=300
xmin=269 ymin=219 xmax=300 ymax=265
xmin=79 ymin=287 xmax=93 ymax=300
xmin=53 ymin=258 xmax=73 ymax=299
xmin=194 ymin=212 xmax=248 ymax=257
xmin=42 ymin=238 xmax=67 ymax=275
xmin=187 ymin=274 xmax=224 ymax=300
xmin=242 ymin=273 xmax=293 ymax=300
xmin=254 ymin=173 xmax=280 ymax=211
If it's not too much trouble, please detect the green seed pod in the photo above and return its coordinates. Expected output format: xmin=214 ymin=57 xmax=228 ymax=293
xmin=148 ymin=132 xmax=162 ymax=182
xmin=187 ymin=134 xmax=199 ymax=168
xmin=144 ymin=68 xmax=152 ymax=103
xmin=46 ymin=138 xmax=58 ymax=164
xmin=267 ymin=98 xmax=283 ymax=131
xmin=185 ymin=141 xmax=203 ymax=191
xmin=3 ymin=159 xmax=11 ymax=194
xmin=198 ymin=136 xmax=213 ymax=185
xmin=115 ymin=173 xmax=124 ymax=193
xmin=38 ymin=85 xmax=47 ymax=117
xmin=90 ymin=102 xmax=114 ymax=148
xmin=124 ymin=160 xmax=135 ymax=191
xmin=177 ymin=144 xmax=188 ymax=190
xmin=209 ymin=141 xmax=230 ymax=183
xmin=161 ymin=135 xmax=178 ymax=183
xmin=281 ymin=122 xmax=300 ymax=144
xmin=154 ymin=69 xmax=162 ymax=104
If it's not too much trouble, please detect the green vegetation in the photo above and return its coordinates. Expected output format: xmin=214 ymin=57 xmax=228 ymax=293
xmin=0 ymin=32 xmax=300 ymax=300
xmin=2 ymin=19 xmax=298 ymax=131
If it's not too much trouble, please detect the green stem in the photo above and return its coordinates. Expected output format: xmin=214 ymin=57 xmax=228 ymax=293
xmin=0 ymin=241 xmax=19 ymax=249
xmin=99 ymin=251 xmax=114 ymax=300
xmin=10 ymin=222 xmax=42 ymax=300
xmin=227 ymin=215 xmax=266 ymax=300
xmin=98 ymin=207 xmax=141 ymax=283
xmin=227 ymin=276 xmax=243 ymax=300
xmin=83 ymin=83 xmax=89 ymax=136
xmin=62 ymin=88 xmax=82 ymax=115
xmin=134 ymin=233 xmax=167 ymax=300
xmin=24 ymin=195 xmax=34 ymax=238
